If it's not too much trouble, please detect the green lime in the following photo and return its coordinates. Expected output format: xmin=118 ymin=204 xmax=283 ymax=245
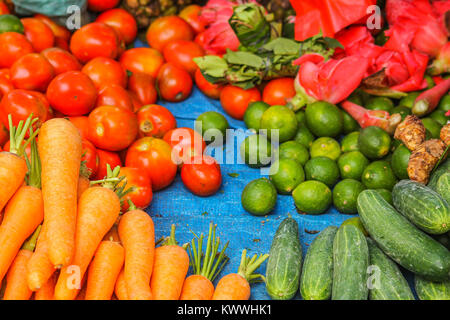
xmin=241 ymin=178 xmax=277 ymax=216
xmin=195 ymin=111 xmax=229 ymax=144
xmin=240 ymin=134 xmax=272 ymax=168
xmin=358 ymin=126 xmax=391 ymax=159
xmin=438 ymin=94 xmax=450 ymax=112
xmin=375 ymin=189 xmax=393 ymax=205
xmin=305 ymin=101 xmax=343 ymax=137
xmin=429 ymin=110 xmax=449 ymax=126
xmin=244 ymin=101 xmax=270 ymax=131
xmin=347 ymin=91 xmax=364 ymax=106
xmin=390 ymin=139 xmax=402 ymax=153
xmin=342 ymin=110 xmax=360 ymax=134
xmin=399 ymin=92 xmax=420 ymax=108
xmin=304 ymin=156 xmax=340 ymax=187
xmin=295 ymin=110 xmax=306 ymax=126
xmin=269 ymin=158 xmax=305 ymax=194
xmin=292 ymin=180 xmax=332 ymax=215
xmin=362 ymin=160 xmax=397 ymax=190
xmin=421 ymin=118 xmax=441 ymax=139
xmin=391 ymin=106 xmax=411 ymax=120
xmin=337 ymin=151 xmax=369 ymax=180
xmin=278 ymin=141 xmax=309 ymax=166
xmin=0 ymin=14 xmax=24 ymax=34
xmin=365 ymin=97 xmax=394 ymax=112
xmin=294 ymin=125 xmax=315 ymax=149
xmin=260 ymin=105 xmax=298 ymax=143
xmin=390 ymin=144 xmax=411 ymax=180
xmin=341 ymin=131 xmax=360 ymax=153
xmin=424 ymin=75 xmax=435 ymax=89
xmin=333 ymin=179 xmax=366 ymax=214
xmin=341 ymin=217 xmax=368 ymax=236
xmin=310 ymin=137 xmax=341 ymax=161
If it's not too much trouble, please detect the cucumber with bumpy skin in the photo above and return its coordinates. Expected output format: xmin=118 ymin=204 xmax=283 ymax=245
xmin=265 ymin=217 xmax=302 ymax=300
xmin=415 ymin=276 xmax=450 ymax=300
xmin=332 ymin=225 xmax=369 ymax=300
xmin=436 ymin=172 xmax=450 ymax=203
xmin=300 ymin=226 xmax=337 ymax=300
xmin=366 ymin=238 xmax=414 ymax=300
xmin=357 ymin=190 xmax=450 ymax=281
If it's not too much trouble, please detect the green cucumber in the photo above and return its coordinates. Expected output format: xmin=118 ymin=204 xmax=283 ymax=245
xmin=392 ymin=180 xmax=450 ymax=234
xmin=415 ymin=276 xmax=450 ymax=300
xmin=436 ymin=172 xmax=450 ymax=203
xmin=357 ymin=190 xmax=450 ymax=281
xmin=265 ymin=217 xmax=302 ymax=300
xmin=428 ymin=158 xmax=450 ymax=190
xmin=300 ymin=226 xmax=337 ymax=300
xmin=332 ymin=225 xmax=369 ymax=300
xmin=366 ymin=238 xmax=414 ymax=300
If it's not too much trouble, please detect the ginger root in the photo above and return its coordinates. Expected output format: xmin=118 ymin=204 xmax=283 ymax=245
xmin=440 ymin=123 xmax=450 ymax=146
xmin=407 ymin=139 xmax=446 ymax=184
xmin=394 ymin=115 xmax=426 ymax=151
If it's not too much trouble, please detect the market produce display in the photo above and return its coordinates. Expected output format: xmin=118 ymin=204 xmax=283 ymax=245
xmin=0 ymin=0 xmax=449 ymax=301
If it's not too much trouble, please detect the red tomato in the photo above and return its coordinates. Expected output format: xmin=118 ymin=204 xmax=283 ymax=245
xmin=10 ymin=53 xmax=55 ymax=92
xmin=194 ymin=31 xmax=206 ymax=48
xmin=194 ymin=68 xmax=223 ymax=100
xmin=179 ymin=5 xmax=205 ymax=34
xmin=68 ymin=116 xmax=89 ymax=140
xmin=96 ymin=84 xmax=133 ymax=111
xmin=82 ymin=56 xmax=127 ymax=89
xmin=46 ymin=71 xmax=97 ymax=116
xmin=0 ymin=89 xmax=48 ymax=130
xmin=93 ymin=149 xmax=122 ymax=180
xmin=181 ymin=155 xmax=222 ymax=196
xmin=34 ymin=14 xmax=71 ymax=41
xmin=125 ymin=137 xmax=177 ymax=191
xmin=41 ymin=48 xmax=81 ymax=75
xmin=118 ymin=167 xmax=153 ymax=211
xmin=146 ymin=16 xmax=194 ymax=52
xmin=0 ymin=1 xmax=10 ymax=14
xmin=0 ymin=121 xmax=8 ymax=147
xmin=127 ymin=72 xmax=157 ymax=106
xmin=96 ymin=8 xmax=137 ymax=45
xmin=119 ymin=47 xmax=164 ymax=79
xmin=70 ymin=22 xmax=122 ymax=63
xmin=137 ymin=104 xmax=177 ymax=138
xmin=88 ymin=105 xmax=138 ymax=151
xmin=88 ymin=0 xmax=120 ymax=12
xmin=163 ymin=127 xmax=206 ymax=166
xmin=128 ymin=90 xmax=143 ymax=113
xmin=220 ymin=85 xmax=261 ymax=120
xmin=163 ymin=40 xmax=204 ymax=76
xmin=0 ymin=76 xmax=14 ymax=98
xmin=0 ymin=32 xmax=34 ymax=68
xmin=28 ymin=91 xmax=51 ymax=119
xmin=81 ymin=139 xmax=99 ymax=177
xmin=157 ymin=63 xmax=193 ymax=102
xmin=21 ymin=18 xmax=55 ymax=52
xmin=0 ymin=69 xmax=10 ymax=79
xmin=54 ymin=37 xmax=69 ymax=51
xmin=262 ymin=78 xmax=296 ymax=106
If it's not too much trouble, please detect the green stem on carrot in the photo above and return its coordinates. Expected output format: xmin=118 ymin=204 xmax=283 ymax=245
xmin=164 ymin=224 xmax=178 ymax=246
xmin=22 ymin=225 xmax=42 ymax=252
xmin=7 ymin=114 xmax=38 ymax=157
xmin=237 ymin=249 xmax=269 ymax=283
xmin=24 ymin=128 xmax=41 ymax=189
xmin=96 ymin=164 xmax=135 ymax=208
xmin=127 ymin=200 xmax=137 ymax=211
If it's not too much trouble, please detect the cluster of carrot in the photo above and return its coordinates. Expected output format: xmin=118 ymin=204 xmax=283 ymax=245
xmin=0 ymin=115 xmax=268 ymax=300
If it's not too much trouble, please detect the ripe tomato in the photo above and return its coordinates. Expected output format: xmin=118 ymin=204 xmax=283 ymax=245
xmin=70 ymin=22 xmax=122 ymax=63
xmin=119 ymin=47 xmax=164 ymax=79
xmin=194 ymin=68 xmax=223 ymax=99
xmin=118 ymin=167 xmax=153 ymax=211
xmin=10 ymin=53 xmax=55 ymax=92
xmin=28 ymin=91 xmax=51 ymax=119
xmin=93 ymin=148 xmax=122 ymax=180
xmin=54 ymin=37 xmax=69 ymax=51
xmin=128 ymin=91 xmax=143 ymax=112
xmin=0 ymin=1 xmax=10 ymax=14
xmin=21 ymin=18 xmax=55 ymax=52
xmin=157 ymin=63 xmax=193 ymax=102
xmin=181 ymin=155 xmax=222 ymax=196
xmin=0 ymin=121 xmax=8 ymax=147
xmin=137 ymin=104 xmax=177 ymax=138
xmin=146 ymin=16 xmax=194 ymax=52
xmin=0 ymin=32 xmax=34 ymax=68
xmin=220 ymin=85 xmax=261 ymax=120
xmin=88 ymin=105 xmax=138 ymax=151
xmin=46 ymin=71 xmax=97 ymax=116
xmin=262 ymin=77 xmax=296 ymax=106
xmin=125 ymin=137 xmax=177 ymax=191
xmin=96 ymin=84 xmax=133 ymax=111
xmin=82 ymin=57 xmax=127 ymax=89
xmin=163 ymin=40 xmax=204 ymax=76
xmin=81 ymin=139 xmax=99 ymax=177
xmin=0 ymin=69 xmax=10 ymax=79
xmin=163 ymin=127 xmax=206 ymax=166
xmin=0 ymin=76 xmax=14 ymax=98
xmin=88 ymin=0 xmax=120 ymax=12
xmin=179 ymin=5 xmax=205 ymax=34
xmin=0 ymin=89 xmax=48 ymax=130
xmin=34 ymin=14 xmax=71 ymax=42
xmin=96 ymin=8 xmax=137 ymax=45
xmin=68 ymin=116 xmax=89 ymax=140
xmin=127 ymin=72 xmax=157 ymax=106
xmin=41 ymin=48 xmax=82 ymax=75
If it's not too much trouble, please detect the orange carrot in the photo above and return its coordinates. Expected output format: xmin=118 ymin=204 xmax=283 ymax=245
xmin=212 ymin=250 xmax=268 ymax=300
xmin=85 ymin=241 xmax=125 ymax=300
xmin=75 ymin=283 xmax=87 ymax=300
xmin=180 ymin=223 xmax=229 ymax=300
xmin=54 ymin=186 xmax=121 ymax=300
xmin=77 ymin=175 xmax=90 ymax=201
xmin=38 ymin=118 xmax=82 ymax=267
xmin=151 ymin=225 xmax=189 ymax=300
xmin=118 ymin=205 xmax=155 ymax=300
xmin=114 ymin=269 xmax=128 ymax=300
xmin=34 ymin=273 xmax=56 ymax=300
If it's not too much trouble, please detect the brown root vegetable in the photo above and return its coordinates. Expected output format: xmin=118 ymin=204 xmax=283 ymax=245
xmin=407 ymin=139 xmax=446 ymax=184
xmin=440 ymin=123 xmax=450 ymax=147
xmin=394 ymin=115 xmax=426 ymax=151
